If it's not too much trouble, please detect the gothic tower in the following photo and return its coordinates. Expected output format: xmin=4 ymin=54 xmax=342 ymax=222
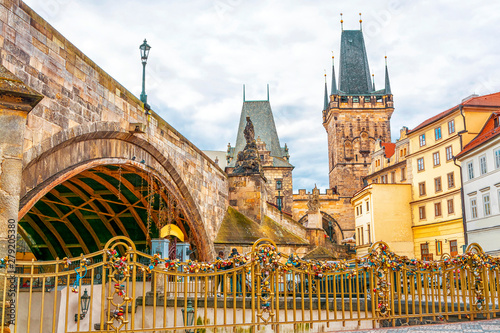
xmin=323 ymin=28 xmax=394 ymax=197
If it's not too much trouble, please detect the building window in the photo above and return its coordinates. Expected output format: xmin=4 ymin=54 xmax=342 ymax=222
xmin=276 ymin=180 xmax=282 ymax=190
xmin=420 ymin=243 xmax=432 ymax=261
xmin=417 ymin=157 xmax=425 ymax=171
xmin=365 ymin=97 xmax=370 ymax=103
xmin=450 ymin=240 xmax=458 ymax=257
xmin=419 ymin=134 xmax=426 ymax=147
xmin=375 ymin=159 xmax=380 ymax=167
xmin=434 ymin=202 xmax=442 ymax=217
xmin=360 ymin=226 xmax=364 ymax=245
xmin=353 ymin=97 xmax=359 ymax=103
xmin=467 ymin=161 xmax=474 ymax=180
xmin=480 ymin=155 xmax=487 ymax=175
xmin=366 ymin=200 xmax=370 ymax=212
xmin=483 ymin=194 xmax=491 ymax=216
xmin=447 ymin=172 xmax=455 ymax=188
xmin=367 ymin=224 xmax=371 ymax=244
xmin=276 ymin=196 xmax=283 ymax=210
xmin=372 ymin=178 xmax=378 ymax=184
xmin=447 ymin=199 xmax=454 ymax=214
xmin=391 ymin=171 xmax=396 ymax=183
xmin=419 ymin=182 xmax=426 ymax=196
xmin=446 ymin=146 xmax=453 ymax=161
xmin=434 ymin=177 xmax=442 ymax=192
xmin=495 ymin=148 xmax=500 ymax=169
xmin=471 ymin=198 xmax=478 ymax=219
xmin=448 ymin=120 xmax=455 ymax=134
xmin=381 ymin=175 xmax=387 ymax=184
xmin=401 ymin=167 xmax=406 ymax=181
xmin=436 ymin=240 xmax=443 ymax=256
xmin=419 ymin=206 xmax=426 ymax=220
xmin=435 ymin=127 xmax=442 ymax=140
xmin=433 ymin=152 xmax=440 ymax=166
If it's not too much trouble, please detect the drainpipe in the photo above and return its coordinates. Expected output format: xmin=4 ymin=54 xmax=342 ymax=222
xmin=455 ymin=105 xmax=468 ymax=247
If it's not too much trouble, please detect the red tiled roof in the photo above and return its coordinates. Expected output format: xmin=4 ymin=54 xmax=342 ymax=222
xmin=381 ymin=142 xmax=396 ymax=158
xmin=408 ymin=92 xmax=500 ymax=134
xmin=456 ymin=111 xmax=500 ymax=159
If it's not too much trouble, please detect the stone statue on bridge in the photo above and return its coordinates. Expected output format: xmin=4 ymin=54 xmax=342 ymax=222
xmin=232 ymin=117 xmax=262 ymax=175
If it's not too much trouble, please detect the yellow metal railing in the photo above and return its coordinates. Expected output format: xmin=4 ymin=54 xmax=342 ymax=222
xmin=1 ymin=237 xmax=499 ymax=332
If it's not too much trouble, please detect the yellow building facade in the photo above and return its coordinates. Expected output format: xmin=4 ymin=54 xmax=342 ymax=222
xmin=407 ymin=93 xmax=500 ymax=259
xmin=352 ymin=183 xmax=413 ymax=257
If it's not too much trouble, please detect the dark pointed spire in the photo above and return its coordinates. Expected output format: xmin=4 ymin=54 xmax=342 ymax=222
xmin=243 ymin=84 xmax=246 ymax=101
xmin=324 ymin=73 xmax=329 ymax=110
xmin=339 ymin=29 xmax=372 ymax=94
xmin=384 ymin=56 xmax=392 ymax=95
xmin=331 ymin=53 xmax=337 ymax=95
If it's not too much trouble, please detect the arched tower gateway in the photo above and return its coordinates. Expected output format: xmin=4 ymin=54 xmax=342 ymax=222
xmin=323 ymin=27 xmax=394 ymax=227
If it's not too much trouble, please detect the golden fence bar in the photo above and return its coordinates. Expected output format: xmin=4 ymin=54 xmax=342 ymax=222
xmin=2 ymin=238 xmax=500 ymax=332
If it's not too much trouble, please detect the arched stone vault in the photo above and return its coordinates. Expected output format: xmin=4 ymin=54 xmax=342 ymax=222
xmin=19 ymin=125 xmax=222 ymax=260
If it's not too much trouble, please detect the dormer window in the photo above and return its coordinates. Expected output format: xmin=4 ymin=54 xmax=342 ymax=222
xmin=365 ymin=97 xmax=370 ymax=103
xmin=353 ymin=97 xmax=359 ymax=103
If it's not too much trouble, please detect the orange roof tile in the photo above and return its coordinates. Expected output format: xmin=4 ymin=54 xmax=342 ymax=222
xmin=381 ymin=142 xmax=396 ymax=158
xmin=408 ymin=92 xmax=500 ymax=134
xmin=456 ymin=111 xmax=500 ymax=159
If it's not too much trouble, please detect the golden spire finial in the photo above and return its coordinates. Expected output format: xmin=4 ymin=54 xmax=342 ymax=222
xmin=385 ymin=55 xmax=388 ymax=66
xmin=340 ymin=13 xmax=343 ymax=31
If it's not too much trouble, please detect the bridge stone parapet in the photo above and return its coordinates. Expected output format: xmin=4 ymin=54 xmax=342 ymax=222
xmin=0 ymin=0 xmax=228 ymax=258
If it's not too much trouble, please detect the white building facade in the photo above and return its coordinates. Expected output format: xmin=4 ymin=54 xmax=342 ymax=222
xmin=457 ymin=113 xmax=500 ymax=255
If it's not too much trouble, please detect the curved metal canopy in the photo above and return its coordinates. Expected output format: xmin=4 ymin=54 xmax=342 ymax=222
xmin=19 ymin=164 xmax=191 ymax=260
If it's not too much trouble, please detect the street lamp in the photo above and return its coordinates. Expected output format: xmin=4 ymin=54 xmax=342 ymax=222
xmin=75 ymin=289 xmax=91 ymax=322
xmin=181 ymin=299 xmax=195 ymax=332
xmin=139 ymin=39 xmax=151 ymax=107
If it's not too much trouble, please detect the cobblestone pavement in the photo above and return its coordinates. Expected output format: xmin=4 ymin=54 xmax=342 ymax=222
xmin=342 ymin=319 xmax=500 ymax=332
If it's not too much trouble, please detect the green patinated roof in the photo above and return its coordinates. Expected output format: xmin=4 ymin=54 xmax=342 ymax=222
xmin=215 ymin=207 xmax=308 ymax=246
xmin=302 ymin=246 xmax=337 ymax=260
xmin=228 ymin=100 xmax=292 ymax=168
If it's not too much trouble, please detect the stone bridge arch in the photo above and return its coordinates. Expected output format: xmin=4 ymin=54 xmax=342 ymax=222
xmin=18 ymin=122 xmax=219 ymax=260
xmin=0 ymin=2 xmax=228 ymax=262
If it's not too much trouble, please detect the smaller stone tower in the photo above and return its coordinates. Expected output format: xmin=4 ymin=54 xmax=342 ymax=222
xmin=226 ymin=86 xmax=294 ymax=215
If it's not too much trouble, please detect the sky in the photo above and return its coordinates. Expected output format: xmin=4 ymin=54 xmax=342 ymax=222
xmin=23 ymin=0 xmax=500 ymax=191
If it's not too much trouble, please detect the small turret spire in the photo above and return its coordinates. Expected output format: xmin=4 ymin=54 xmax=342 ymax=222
xmin=323 ymin=72 xmax=329 ymax=111
xmin=359 ymin=13 xmax=362 ymax=30
xmin=372 ymin=74 xmax=375 ymax=91
xmin=243 ymin=84 xmax=246 ymax=102
xmin=384 ymin=56 xmax=392 ymax=95
xmin=267 ymin=84 xmax=269 ymax=101
xmin=331 ymin=52 xmax=337 ymax=95
xmin=340 ymin=13 xmax=343 ymax=31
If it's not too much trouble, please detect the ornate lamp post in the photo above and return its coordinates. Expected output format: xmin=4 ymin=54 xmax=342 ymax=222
xmin=181 ymin=299 xmax=195 ymax=332
xmin=139 ymin=39 xmax=151 ymax=106
xmin=75 ymin=289 xmax=91 ymax=322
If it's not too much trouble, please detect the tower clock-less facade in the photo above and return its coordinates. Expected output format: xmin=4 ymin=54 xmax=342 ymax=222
xmin=323 ymin=29 xmax=394 ymax=197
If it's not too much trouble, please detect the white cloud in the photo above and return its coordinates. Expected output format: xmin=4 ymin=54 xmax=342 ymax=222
xmin=23 ymin=0 xmax=500 ymax=192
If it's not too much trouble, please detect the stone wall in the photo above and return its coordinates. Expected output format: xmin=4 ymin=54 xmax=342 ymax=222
xmin=0 ymin=1 xmax=228 ymax=256
xmin=293 ymin=188 xmax=355 ymax=239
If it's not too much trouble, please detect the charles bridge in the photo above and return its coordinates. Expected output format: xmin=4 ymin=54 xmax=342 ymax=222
xmin=0 ymin=0 xmax=228 ymax=261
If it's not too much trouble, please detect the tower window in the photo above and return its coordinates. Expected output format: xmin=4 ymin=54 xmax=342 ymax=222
xmin=341 ymin=96 xmax=348 ymax=103
xmin=353 ymin=97 xmax=359 ymax=103
xmin=276 ymin=180 xmax=282 ymax=190
xmin=365 ymin=97 xmax=370 ymax=103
